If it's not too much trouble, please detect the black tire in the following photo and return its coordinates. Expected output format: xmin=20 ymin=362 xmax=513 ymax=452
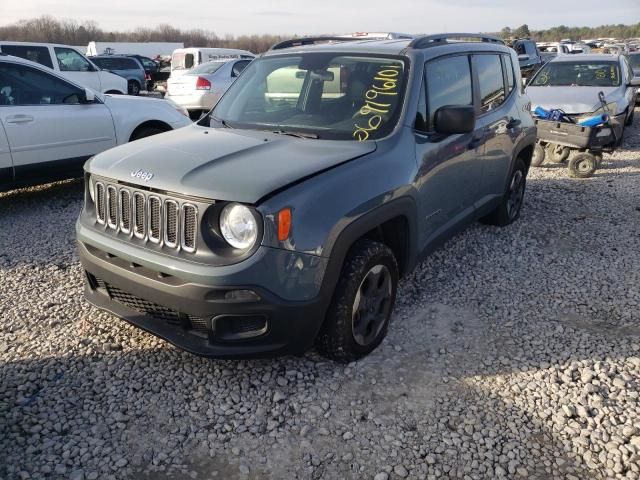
xmin=316 ymin=239 xmax=398 ymax=362
xmin=480 ymin=157 xmax=527 ymax=227
xmin=546 ymin=143 xmax=570 ymax=163
xmin=128 ymin=81 xmax=141 ymax=95
xmin=625 ymin=108 xmax=634 ymax=127
xmin=130 ymin=126 xmax=167 ymax=141
xmin=531 ymin=144 xmax=545 ymax=167
xmin=568 ymin=152 xmax=597 ymax=178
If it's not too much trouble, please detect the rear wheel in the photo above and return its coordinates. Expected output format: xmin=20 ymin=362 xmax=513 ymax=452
xmin=128 ymin=81 xmax=141 ymax=95
xmin=547 ymin=143 xmax=570 ymax=163
xmin=316 ymin=239 xmax=398 ymax=362
xmin=568 ymin=152 xmax=597 ymax=178
xmin=531 ymin=144 xmax=545 ymax=167
xmin=480 ymin=158 xmax=527 ymax=227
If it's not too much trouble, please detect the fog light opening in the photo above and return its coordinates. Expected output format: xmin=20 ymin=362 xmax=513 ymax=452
xmin=224 ymin=289 xmax=261 ymax=302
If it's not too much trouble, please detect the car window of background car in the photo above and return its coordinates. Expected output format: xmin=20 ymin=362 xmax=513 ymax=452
xmin=502 ymin=55 xmax=515 ymax=94
xmin=190 ymin=61 xmax=226 ymax=75
xmin=119 ymin=58 xmax=140 ymax=70
xmin=232 ymin=60 xmax=251 ymax=77
xmin=0 ymin=62 xmax=83 ymax=105
xmin=627 ymin=55 xmax=640 ymax=73
xmin=0 ymin=45 xmax=54 ymax=69
xmin=425 ymin=55 xmax=472 ymax=128
xmin=474 ymin=54 xmax=506 ymax=113
xmin=530 ymin=62 xmax=621 ymax=87
xmin=92 ymin=57 xmax=112 ymax=70
xmin=55 ymin=48 xmax=93 ymax=72
xmin=173 ymin=53 xmax=194 ymax=70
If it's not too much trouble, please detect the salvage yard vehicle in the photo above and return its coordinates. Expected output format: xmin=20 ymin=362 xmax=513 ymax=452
xmin=510 ymin=39 xmax=544 ymax=80
xmin=166 ymin=58 xmax=252 ymax=117
xmin=0 ymin=55 xmax=192 ymax=192
xmin=89 ymin=55 xmax=148 ymax=95
xmin=170 ymin=48 xmax=255 ymax=78
xmin=526 ymin=54 xmax=639 ymax=175
xmin=0 ymin=42 xmax=127 ymax=94
xmin=77 ymin=33 xmax=536 ymax=361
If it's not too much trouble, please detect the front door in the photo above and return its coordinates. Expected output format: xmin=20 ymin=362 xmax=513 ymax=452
xmin=52 ymin=46 xmax=102 ymax=92
xmin=414 ymin=54 xmax=481 ymax=247
xmin=0 ymin=60 xmax=116 ymax=183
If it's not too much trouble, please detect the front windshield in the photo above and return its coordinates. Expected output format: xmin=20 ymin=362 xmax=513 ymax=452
xmin=208 ymin=53 xmax=407 ymax=141
xmin=190 ymin=61 xmax=227 ymax=75
xmin=628 ymin=55 xmax=640 ymax=73
xmin=530 ymin=61 xmax=621 ymax=87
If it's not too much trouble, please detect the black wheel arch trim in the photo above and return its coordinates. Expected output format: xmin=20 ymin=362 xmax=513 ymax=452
xmin=318 ymin=196 xmax=419 ymax=304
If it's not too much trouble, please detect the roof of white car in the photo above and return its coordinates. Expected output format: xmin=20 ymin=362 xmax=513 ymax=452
xmin=0 ymin=41 xmax=82 ymax=49
xmin=549 ymin=53 xmax=620 ymax=62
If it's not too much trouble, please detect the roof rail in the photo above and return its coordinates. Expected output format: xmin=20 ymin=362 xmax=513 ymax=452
xmin=270 ymin=36 xmax=362 ymax=51
xmin=408 ymin=33 xmax=505 ymax=49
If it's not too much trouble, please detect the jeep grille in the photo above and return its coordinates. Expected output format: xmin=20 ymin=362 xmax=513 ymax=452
xmin=95 ymin=181 xmax=199 ymax=254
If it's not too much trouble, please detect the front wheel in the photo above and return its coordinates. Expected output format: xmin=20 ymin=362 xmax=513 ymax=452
xmin=316 ymin=239 xmax=398 ymax=362
xmin=480 ymin=158 xmax=527 ymax=227
xmin=568 ymin=153 xmax=597 ymax=178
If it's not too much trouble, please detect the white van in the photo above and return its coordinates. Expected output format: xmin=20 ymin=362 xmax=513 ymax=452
xmin=0 ymin=42 xmax=127 ymax=94
xmin=170 ymin=48 xmax=254 ymax=77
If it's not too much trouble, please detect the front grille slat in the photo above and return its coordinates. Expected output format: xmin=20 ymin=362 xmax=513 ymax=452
xmin=182 ymin=204 xmax=197 ymax=253
xmin=93 ymin=179 xmax=199 ymax=254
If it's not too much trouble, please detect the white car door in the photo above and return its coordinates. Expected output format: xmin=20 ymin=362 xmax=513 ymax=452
xmin=51 ymin=46 xmax=102 ymax=92
xmin=0 ymin=61 xmax=116 ymax=181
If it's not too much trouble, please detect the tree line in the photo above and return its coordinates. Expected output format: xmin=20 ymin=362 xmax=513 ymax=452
xmin=0 ymin=16 xmax=287 ymax=53
xmin=500 ymin=23 xmax=640 ymax=41
xmin=1 ymin=16 xmax=639 ymax=54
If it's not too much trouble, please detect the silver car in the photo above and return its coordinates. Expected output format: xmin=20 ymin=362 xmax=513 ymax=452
xmin=526 ymin=54 xmax=639 ymax=136
xmin=165 ymin=58 xmax=253 ymax=116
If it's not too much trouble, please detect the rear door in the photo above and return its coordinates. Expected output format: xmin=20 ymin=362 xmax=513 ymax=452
xmin=414 ymin=54 xmax=480 ymax=245
xmin=0 ymin=61 xmax=116 ymax=181
xmin=472 ymin=53 xmax=521 ymax=209
xmin=52 ymin=46 xmax=101 ymax=91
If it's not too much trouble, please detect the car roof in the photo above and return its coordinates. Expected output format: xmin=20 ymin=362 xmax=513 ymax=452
xmin=548 ymin=53 xmax=620 ymax=63
xmin=0 ymin=41 xmax=81 ymax=49
xmin=0 ymin=54 xmax=89 ymax=89
xmin=263 ymin=36 xmax=510 ymax=58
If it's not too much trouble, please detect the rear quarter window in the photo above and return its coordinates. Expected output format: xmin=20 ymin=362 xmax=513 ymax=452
xmin=1 ymin=45 xmax=53 ymax=69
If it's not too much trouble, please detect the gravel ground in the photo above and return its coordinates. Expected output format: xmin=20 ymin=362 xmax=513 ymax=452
xmin=1 ymin=108 xmax=639 ymax=480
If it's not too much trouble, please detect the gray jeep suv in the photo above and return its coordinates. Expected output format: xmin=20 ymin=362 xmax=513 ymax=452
xmin=77 ymin=34 xmax=536 ymax=361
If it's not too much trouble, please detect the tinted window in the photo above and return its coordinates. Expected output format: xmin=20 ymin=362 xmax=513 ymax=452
xmin=232 ymin=60 xmax=251 ymax=77
xmin=117 ymin=58 xmax=140 ymax=70
xmin=54 ymin=47 xmax=93 ymax=72
xmin=0 ymin=45 xmax=53 ymax=69
xmin=190 ymin=61 xmax=226 ymax=75
xmin=475 ymin=54 xmax=506 ymax=113
xmin=0 ymin=62 xmax=83 ymax=106
xmin=502 ymin=55 xmax=515 ymax=93
xmin=628 ymin=54 xmax=640 ymax=72
xmin=91 ymin=57 xmax=112 ymax=70
xmin=425 ymin=55 xmax=472 ymax=128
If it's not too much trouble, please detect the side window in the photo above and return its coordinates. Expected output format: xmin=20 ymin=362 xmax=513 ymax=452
xmin=54 ymin=48 xmax=93 ymax=72
xmin=122 ymin=59 xmax=140 ymax=70
xmin=474 ymin=54 xmax=506 ymax=113
xmin=0 ymin=45 xmax=54 ymax=69
xmin=514 ymin=43 xmax=526 ymax=55
xmin=502 ymin=54 xmax=515 ymax=94
xmin=232 ymin=60 xmax=250 ymax=77
xmin=425 ymin=55 xmax=472 ymax=129
xmin=0 ymin=62 xmax=83 ymax=106
xmin=184 ymin=54 xmax=194 ymax=69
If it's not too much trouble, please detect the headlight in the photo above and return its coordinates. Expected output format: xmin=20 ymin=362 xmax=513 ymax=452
xmin=219 ymin=203 xmax=258 ymax=250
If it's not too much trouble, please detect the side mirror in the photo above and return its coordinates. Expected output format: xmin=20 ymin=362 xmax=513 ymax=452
xmin=433 ymin=105 xmax=475 ymax=135
xmin=518 ymin=54 xmax=530 ymax=61
xmin=83 ymin=88 xmax=95 ymax=103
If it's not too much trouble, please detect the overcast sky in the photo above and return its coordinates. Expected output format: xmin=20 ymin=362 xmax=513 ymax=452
xmin=1 ymin=0 xmax=638 ymax=35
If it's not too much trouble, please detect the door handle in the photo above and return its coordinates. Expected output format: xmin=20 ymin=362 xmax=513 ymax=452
xmin=6 ymin=115 xmax=34 ymax=125
xmin=506 ymin=117 xmax=522 ymax=129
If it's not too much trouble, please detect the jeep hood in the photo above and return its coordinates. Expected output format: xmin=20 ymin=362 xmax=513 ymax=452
xmin=87 ymin=124 xmax=376 ymax=204
xmin=526 ymin=86 xmax=623 ymax=115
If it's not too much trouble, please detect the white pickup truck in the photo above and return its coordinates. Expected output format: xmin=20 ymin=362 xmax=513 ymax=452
xmin=0 ymin=42 xmax=127 ymax=94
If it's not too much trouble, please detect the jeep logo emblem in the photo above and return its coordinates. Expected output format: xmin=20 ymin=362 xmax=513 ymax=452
xmin=131 ymin=169 xmax=154 ymax=182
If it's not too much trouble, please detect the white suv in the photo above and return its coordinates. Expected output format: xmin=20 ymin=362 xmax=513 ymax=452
xmin=0 ymin=55 xmax=192 ymax=191
xmin=0 ymin=42 xmax=127 ymax=94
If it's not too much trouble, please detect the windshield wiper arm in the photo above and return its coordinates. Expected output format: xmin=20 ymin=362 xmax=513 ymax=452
xmin=210 ymin=116 xmax=232 ymax=128
xmin=271 ymin=129 xmax=319 ymax=139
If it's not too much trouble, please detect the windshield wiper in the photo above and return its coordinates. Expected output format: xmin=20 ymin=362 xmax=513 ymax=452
xmin=210 ymin=116 xmax=232 ymax=128
xmin=271 ymin=130 xmax=319 ymax=139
